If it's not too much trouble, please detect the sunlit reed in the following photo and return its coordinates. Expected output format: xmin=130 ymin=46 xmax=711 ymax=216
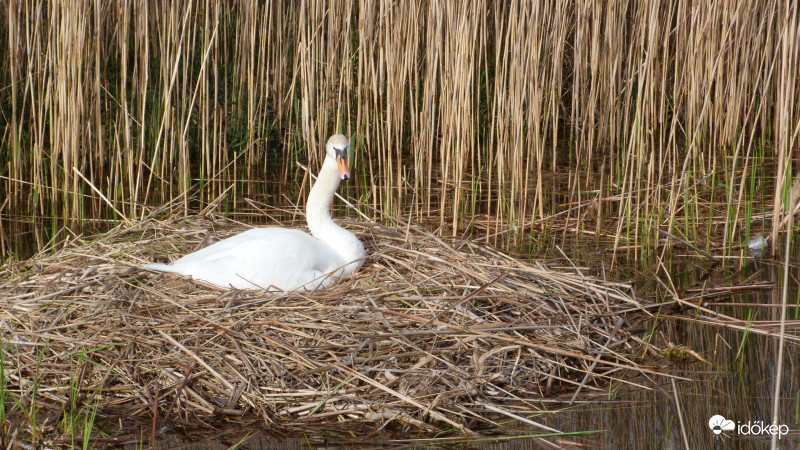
xmin=1 ymin=0 xmax=797 ymax=259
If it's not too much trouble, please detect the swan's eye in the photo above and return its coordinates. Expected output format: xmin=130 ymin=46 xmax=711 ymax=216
xmin=334 ymin=147 xmax=349 ymax=163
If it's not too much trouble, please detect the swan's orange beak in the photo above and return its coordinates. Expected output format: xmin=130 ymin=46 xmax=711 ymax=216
xmin=336 ymin=153 xmax=350 ymax=181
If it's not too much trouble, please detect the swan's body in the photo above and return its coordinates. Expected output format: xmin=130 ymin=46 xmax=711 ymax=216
xmin=145 ymin=134 xmax=365 ymax=291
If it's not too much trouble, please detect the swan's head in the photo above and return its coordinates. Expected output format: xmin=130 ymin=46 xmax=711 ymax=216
xmin=326 ymin=134 xmax=351 ymax=181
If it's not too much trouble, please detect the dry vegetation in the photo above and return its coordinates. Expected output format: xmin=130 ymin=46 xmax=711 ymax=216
xmin=1 ymin=1 xmax=797 ymax=255
xmin=0 ymin=212 xmax=658 ymax=441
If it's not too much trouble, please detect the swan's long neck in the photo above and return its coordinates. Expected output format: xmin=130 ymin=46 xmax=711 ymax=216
xmin=306 ymin=158 xmax=365 ymax=273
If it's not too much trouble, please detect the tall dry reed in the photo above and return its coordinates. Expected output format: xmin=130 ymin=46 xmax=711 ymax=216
xmin=1 ymin=0 xmax=797 ymax=257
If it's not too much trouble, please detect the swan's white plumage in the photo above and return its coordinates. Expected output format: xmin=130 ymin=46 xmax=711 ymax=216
xmin=145 ymin=134 xmax=365 ymax=291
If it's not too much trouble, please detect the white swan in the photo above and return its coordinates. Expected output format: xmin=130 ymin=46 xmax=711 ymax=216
xmin=145 ymin=134 xmax=365 ymax=291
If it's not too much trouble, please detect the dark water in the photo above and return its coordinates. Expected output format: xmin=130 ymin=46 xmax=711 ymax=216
xmin=545 ymin=254 xmax=800 ymax=449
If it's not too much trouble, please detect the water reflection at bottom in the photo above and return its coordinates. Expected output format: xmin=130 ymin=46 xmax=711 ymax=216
xmin=547 ymin=342 xmax=798 ymax=448
xmin=546 ymin=256 xmax=800 ymax=449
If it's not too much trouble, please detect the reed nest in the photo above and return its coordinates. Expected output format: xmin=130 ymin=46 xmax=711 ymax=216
xmin=0 ymin=215 xmax=653 ymax=435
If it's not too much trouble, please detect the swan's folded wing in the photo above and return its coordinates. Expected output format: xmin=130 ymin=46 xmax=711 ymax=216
xmin=146 ymin=228 xmax=345 ymax=290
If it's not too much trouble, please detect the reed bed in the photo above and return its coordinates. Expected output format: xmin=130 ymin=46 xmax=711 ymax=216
xmin=0 ymin=212 xmax=658 ymax=440
xmin=1 ymin=1 xmax=798 ymax=260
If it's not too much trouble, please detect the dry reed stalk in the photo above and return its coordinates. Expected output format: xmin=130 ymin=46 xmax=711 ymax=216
xmin=0 ymin=211 xmax=663 ymax=436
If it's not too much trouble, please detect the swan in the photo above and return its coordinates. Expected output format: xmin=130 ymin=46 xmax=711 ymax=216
xmin=145 ymin=134 xmax=365 ymax=291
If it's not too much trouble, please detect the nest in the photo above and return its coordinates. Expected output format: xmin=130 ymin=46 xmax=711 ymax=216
xmin=0 ymin=214 xmax=652 ymax=437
